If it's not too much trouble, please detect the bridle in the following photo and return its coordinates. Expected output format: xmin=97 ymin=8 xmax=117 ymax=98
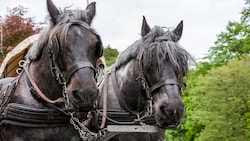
xmin=49 ymin=20 xmax=100 ymax=84
xmin=98 ymin=34 xmax=184 ymax=128
xmin=136 ymin=35 xmax=183 ymax=115
xmin=2 ymin=20 xmax=105 ymax=140
xmin=25 ymin=20 xmax=100 ymax=106
xmin=48 ymin=36 xmax=96 ymax=85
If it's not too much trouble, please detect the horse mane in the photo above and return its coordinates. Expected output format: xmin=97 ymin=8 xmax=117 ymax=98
xmin=26 ymin=9 xmax=97 ymax=61
xmin=115 ymin=26 xmax=192 ymax=77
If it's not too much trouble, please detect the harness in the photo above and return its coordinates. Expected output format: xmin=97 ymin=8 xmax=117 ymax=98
xmin=95 ymin=35 xmax=183 ymax=135
xmin=0 ymin=20 xmax=103 ymax=140
xmin=0 ymin=24 xmax=183 ymax=141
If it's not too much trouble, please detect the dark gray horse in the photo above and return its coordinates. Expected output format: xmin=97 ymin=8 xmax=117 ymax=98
xmin=0 ymin=0 xmax=102 ymax=140
xmin=97 ymin=16 xmax=192 ymax=141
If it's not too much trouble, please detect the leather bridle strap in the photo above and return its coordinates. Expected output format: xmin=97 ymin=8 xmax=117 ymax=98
xmin=65 ymin=62 xmax=96 ymax=83
xmin=154 ymin=36 xmax=171 ymax=42
xmin=23 ymin=62 xmax=65 ymax=104
xmin=149 ymin=79 xmax=180 ymax=93
xmin=67 ymin=20 xmax=99 ymax=36
xmin=49 ymin=37 xmax=96 ymax=84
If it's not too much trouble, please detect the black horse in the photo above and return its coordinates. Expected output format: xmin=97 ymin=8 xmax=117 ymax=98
xmin=0 ymin=0 xmax=102 ymax=140
xmin=96 ymin=16 xmax=192 ymax=141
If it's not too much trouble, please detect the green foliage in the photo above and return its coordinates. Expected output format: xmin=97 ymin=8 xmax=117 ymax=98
xmin=166 ymin=56 xmax=250 ymax=141
xmin=166 ymin=70 xmax=205 ymax=141
xmin=205 ymin=2 xmax=250 ymax=68
xmin=170 ymin=4 xmax=250 ymax=139
xmin=195 ymin=55 xmax=250 ymax=141
xmin=103 ymin=45 xmax=119 ymax=67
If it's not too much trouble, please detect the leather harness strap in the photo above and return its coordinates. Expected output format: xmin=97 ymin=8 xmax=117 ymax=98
xmin=110 ymin=69 xmax=135 ymax=114
xmin=0 ymin=78 xmax=19 ymax=114
xmin=23 ymin=62 xmax=65 ymax=104
xmin=99 ymin=69 xmax=109 ymax=128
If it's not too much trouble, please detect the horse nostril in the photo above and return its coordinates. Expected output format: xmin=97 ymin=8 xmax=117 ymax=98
xmin=72 ymin=90 xmax=81 ymax=100
xmin=160 ymin=105 xmax=171 ymax=118
xmin=159 ymin=104 xmax=180 ymax=118
xmin=160 ymin=105 xmax=165 ymax=113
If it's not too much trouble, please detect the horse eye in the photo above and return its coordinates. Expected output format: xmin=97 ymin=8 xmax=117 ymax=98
xmin=183 ymin=83 xmax=187 ymax=88
xmin=179 ymin=83 xmax=187 ymax=94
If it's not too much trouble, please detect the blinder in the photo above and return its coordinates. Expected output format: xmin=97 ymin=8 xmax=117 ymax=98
xmin=95 ymin=35 xmax=103 ymax=58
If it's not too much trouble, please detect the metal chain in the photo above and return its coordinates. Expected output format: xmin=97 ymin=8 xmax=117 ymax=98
xmin=145 ymin=100 xmax=153 ymax=116
xmin=69 ymin=113 xmax=108 ymax=141
xmin=62 ymin=82 xmax=70 ymax=108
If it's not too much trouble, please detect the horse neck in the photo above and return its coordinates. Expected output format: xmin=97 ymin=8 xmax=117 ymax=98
xmin=113 ymin=60 xmax=147 ymax=111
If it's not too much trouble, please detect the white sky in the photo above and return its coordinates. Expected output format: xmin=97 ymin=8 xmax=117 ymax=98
xmin=0 ymin=0 xmax=245 ymax=59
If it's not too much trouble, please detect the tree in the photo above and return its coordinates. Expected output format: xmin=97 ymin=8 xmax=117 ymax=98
xmin=2 ymin=5 xmax=40 ymax=49
xmin=166 ymin=1 xmax=250 ymax=140
xmin=204 ymin=1 xmax=250 ymax=68
xmin=196 ymin=56 xmax=250 ymax=141
xmin=103 ymin=45 xmax=119 ymax=66
xmin=165 ymin=70 xmax=205 ymax=141
xmin=166 ymin=56 xmax=250 ymax=141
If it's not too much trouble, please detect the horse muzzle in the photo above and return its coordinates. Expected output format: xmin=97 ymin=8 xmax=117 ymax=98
xmin=68 ymin=85 xmax=99 ymax=111
xmin=154 ymin=98 xmax=185 ymax=129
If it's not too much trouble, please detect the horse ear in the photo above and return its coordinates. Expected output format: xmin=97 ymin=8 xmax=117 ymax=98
xmin=47 ymin=0 xmax=60 ymax=24
xmin=85 ymin=2 xmax=96 ymax=25
xmin=141 ymin=16 xmax=151 ymax=37
xmin=172 ymin=20 xmax=183 ymax=41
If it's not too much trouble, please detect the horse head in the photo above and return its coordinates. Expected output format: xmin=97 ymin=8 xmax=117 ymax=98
xmin=139 ymin=16 xmax=190 ymax=129
xmin=113 ymin=16 xmax=191 ymax=130
xmin=25 ymin=0 xmax=103 ymax=111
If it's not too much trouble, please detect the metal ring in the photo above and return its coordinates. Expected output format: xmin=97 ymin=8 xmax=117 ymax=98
xmin=18 ymin=60 xmax=26 ymax=67
xmin=16 ymin=68 xmax=23 ymax=74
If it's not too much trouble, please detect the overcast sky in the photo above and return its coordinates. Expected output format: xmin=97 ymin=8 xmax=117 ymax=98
xmin=0 ymin=0 xmax=245 ymax=59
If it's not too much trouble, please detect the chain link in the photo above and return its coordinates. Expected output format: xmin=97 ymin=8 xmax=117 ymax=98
xmin=62 ymin=82 xmax=70 ymax=108
xmin=69 ymin=113 xmax=108 ymax=141
xmin=146 ymin=100 xmax=153 ymax=116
